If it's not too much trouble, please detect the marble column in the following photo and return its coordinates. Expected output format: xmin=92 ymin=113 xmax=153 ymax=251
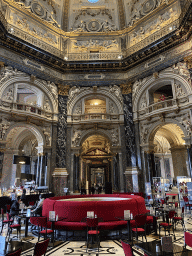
xmin=1 ymin=150 xmax=18 ymax=189
xmin=53 ymin=94 xmax=68 ymax=195
xmin=52 ymin=168 xmax=68 ymax=196
xmin=113 ymin=155 xmax=119 ymax=192
xmin=73 ymin=154 xmax=80 ymax=193
xmin=171 ymin=146 xmax=189 ymax=177
xmin=118 ymin=153 xmax=124 ymax=192
xmin=36 ymin=154 xmax=40 ymax=186
xmin=123 ymin=92 xmax=138 ymax=192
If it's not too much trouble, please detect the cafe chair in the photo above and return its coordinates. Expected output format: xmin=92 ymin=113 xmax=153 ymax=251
xmin=131 ymin=214 xmax=147 ymax=243
xmin=6 ymin=205 xmax=11 ymax=213
xmin=34 ymin=238 xmax=50 ymax=256
xmin=1 ymin=213 xmax=13 ymax=234
xmin=29 ymin=201 xmax=35 ymax=206
xmin=184 ymin=231 xmax=192 ymax=248
xmin=8 ymin=217 xmax=21 ymax=240
xmin=183 ymin=197 xmax=192 ymax=210
xmin=121 ymin=240 xmax=133 ymax=256
xmin=5 ymin=248 xmax=22 ymax=256
xmin=173 ymin=206 xmax=184 ymax=230
xmin=159 ymin=210 xmax=175 ymax=239
xmin=86 ymin=217 xmax=100 ymax=252
xmin=37 ymin=217 xmax=54 ymax=246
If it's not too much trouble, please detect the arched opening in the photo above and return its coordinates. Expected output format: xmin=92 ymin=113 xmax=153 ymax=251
xmin=1 ymin=124 xmax=46 ymax=189
xmin=79 ymin=134 xmax=114 ymax=194
xmin=151 ymin=123 xmax=189 ymax=194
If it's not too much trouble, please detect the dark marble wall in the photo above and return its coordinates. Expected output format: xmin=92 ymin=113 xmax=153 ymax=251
xmin=56 ymin=95 xmax=68 ymax=168
xmin=123 ymin=93 xmax=137 ymax=167
xmin=187 ymin=147 xmax=192 ymax=178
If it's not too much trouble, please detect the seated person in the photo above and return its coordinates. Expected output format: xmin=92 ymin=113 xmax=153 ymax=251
xmin=31 ymin=194 xmax=44 ymax=216
xmin=10 ymin=189 xmax=17 ymax=201
xmin=10 ymin=196 xmax=21 ymax=219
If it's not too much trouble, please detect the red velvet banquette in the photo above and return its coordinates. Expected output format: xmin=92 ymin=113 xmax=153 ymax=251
xmin=30 ymin=194 xmax=153 ymax=232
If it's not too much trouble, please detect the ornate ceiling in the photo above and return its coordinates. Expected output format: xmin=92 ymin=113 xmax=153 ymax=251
xmin=0 ymin=0 xmax=192 ymax=73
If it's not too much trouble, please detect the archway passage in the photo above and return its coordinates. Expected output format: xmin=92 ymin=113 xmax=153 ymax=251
xmin=1 ymin=124 xmax=46 ymax=189
xmin=80 ymin=135 xmax=114 ymax=194
xmin=152 ymin=123 xmax=188 ymax=193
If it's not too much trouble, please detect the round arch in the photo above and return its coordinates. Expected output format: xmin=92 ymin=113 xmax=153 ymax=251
xmin=0 ymin=75 xmax=58 ymax=114
xmin=146 ymin=119 xmax=186 ymax=148
xmin=68 ymin=87 xmax=124 ymax=116
xmin=5 ymin=123 xmax=45 ymax=153
xmin=133 ymin=72 xmax=192 ymax=114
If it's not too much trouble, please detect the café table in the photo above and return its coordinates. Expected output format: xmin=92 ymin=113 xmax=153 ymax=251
xmin=134 ymin=240 xmax=192 ymax=256
xmin=18 ymin=213 xmax=31 ymax=237
xmin=116 ymin=216 xmax=133 ymax=242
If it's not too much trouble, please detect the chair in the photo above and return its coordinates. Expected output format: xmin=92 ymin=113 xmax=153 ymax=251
xmin=8 ymin=215 xmax=21 ymax=240
xmin=6 ymin=205 xmax=11 ymax=213
xmin=165 ymin=196 xmax=169 ymax=205
xmin=5 ymin=248 xmax=21 ymax=256
xmin=1 ymin=213 xmax=13 ymax=234
xmin=173 ymin=206 xmax=184 ymax=230
xmin=183 ymin=197 xmax=192 ymax=210
xmin=121 ymin=240 xmax=133 ymax=256
xmin=159 ymin=210 xmax=175 ymax=238
xmin=86 ymin=217 xmax=100 ymax=252
xmin=29 ymin=201 xmax=35 ymax=206
xmin=131 ymin=214 xmax=147 ymax=243
xmin=184 ymin=231 xmax=192 ymax=248
xmin=37 ymin=217 xmax=54 ymax=245
xmin=34 ymin=238 xmax=50 ymax=256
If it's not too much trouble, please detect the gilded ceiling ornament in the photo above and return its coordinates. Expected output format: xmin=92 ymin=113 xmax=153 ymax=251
xmin=58 ymin=85 xmax=70 ymax=96
xmin=120 ymin=84 xmax=131 ymax=94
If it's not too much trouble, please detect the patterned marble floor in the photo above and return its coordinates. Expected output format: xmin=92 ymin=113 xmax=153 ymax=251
xmin=1 ymin=208 xmax=192 ymax=255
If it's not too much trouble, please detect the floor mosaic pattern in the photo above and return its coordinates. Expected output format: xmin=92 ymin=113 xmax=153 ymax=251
xmin=0 ymin=208 xmax=192 ymax=255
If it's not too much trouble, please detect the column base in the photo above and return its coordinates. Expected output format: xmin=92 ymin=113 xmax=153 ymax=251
xmin=52 ymin=168 xmax=68 ymax=196
xmin=124 ymin=167 xmax=140 ymax=193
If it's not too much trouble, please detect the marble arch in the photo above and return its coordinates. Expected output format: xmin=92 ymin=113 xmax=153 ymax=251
xmin=0 ymin=74 xmax=58 ymax=115
xmin=68 ymin=86 xmax=124 ymax=117
xmin=5 ymin=123 xmax=45 ymax=153
xmin=132 ymin=72 xmax=192 ymax=115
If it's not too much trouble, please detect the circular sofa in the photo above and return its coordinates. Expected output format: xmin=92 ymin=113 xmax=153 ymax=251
xmin=30 ymin=194 xmax=153 ymax=232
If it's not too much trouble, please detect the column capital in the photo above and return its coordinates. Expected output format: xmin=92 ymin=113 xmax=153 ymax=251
xmin=140 ymin=143 xmax=155 ymax=153
xmin=52 ymin=168 xmax=68 ymax=177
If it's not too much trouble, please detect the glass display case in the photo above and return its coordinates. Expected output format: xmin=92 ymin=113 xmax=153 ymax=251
xmin=177 ymin=176 xmax=191 ymax=200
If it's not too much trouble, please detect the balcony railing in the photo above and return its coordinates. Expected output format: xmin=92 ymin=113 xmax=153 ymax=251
xmin=148 ymin=98 xmax=177 ymax=112
xmin=0 ymin=100 xmax=53 ymax=119
xmin=139 ymin=96 xmax=189 ymax=116
xmin=72 ymin=113 xmax=119 ymax=121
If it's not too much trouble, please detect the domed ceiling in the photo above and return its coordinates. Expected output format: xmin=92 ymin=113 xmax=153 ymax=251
xmin=0 ymin=0 xmax=190 ymax=72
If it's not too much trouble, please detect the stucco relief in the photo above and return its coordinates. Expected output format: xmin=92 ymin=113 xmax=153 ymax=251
xmin=42 ymin=126 xmax=51 ymax=146
xmin=111 ymin=128 xmax=119 ymax=146
xmin=9 ymin=12 xmax=59 ymax=47
xmin=126 ymin=0 xmax=170 ymax=27
xmin=130 ymin=7 xmax=178 ymax=47
xmin=72 ymin=129 xmax=81 ymax=147
xmin=11 ymin=0 xmax=60 ymax=28
xmin=73 ymin=102 xmax=82 ymax=115
xmin=71 ymin=39 xmax=119 ymax=52
xmin=71 ymin=8 xmax=116 ymax=32
xmin=0 ymin=0 xmax=7 ymax=16
xmin=179 ymin=114 xmax=192 ymax=136
xmin=172 ymin=62 xmax=191 ymax=84
xmin=132 ymin=78 xmax=147 ymax=98
xmin=0 ymin=117 xmax=10 ymax=141
xmin=0 ymin=66 xmax=25 ymax=84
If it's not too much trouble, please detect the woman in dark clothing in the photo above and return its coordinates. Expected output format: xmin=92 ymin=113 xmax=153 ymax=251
xmin=10 ymin=196 xmax=21 ymax=218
